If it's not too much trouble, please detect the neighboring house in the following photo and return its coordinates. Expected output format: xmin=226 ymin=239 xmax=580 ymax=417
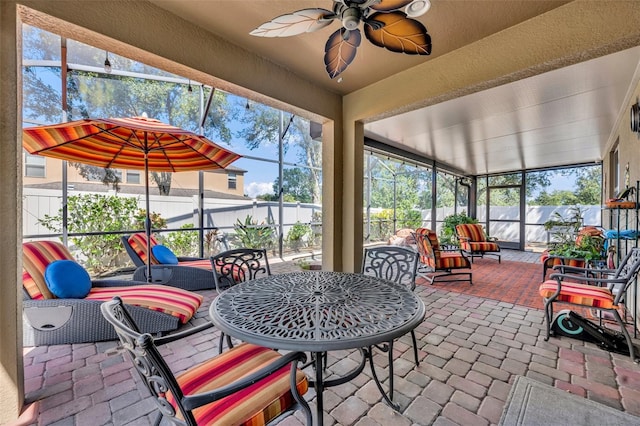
xmin=23 ymin=154 xmax=247 ymax=198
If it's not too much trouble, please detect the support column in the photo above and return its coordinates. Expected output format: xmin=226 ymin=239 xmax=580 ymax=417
xmin=0 ymin=1 xmax=25 ymax=423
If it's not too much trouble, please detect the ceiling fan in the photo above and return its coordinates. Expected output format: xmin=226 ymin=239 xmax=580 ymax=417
xmin=250 ymin=0 xmax=432 ymax=79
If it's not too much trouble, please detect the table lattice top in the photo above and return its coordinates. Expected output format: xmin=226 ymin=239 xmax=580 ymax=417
xmin=210 ymin=271 xmax=425 ymax=352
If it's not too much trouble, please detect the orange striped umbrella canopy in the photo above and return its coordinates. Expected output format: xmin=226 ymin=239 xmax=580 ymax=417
xmin=22 ymin=116 xmax=241 ymax=172
xmin=23 ymin=115 xmax=241 ymax=282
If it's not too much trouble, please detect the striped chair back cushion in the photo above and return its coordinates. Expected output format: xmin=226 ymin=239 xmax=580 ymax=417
xmin=456 ymin=224 xmax=486 ymax=242
xmin=168 ymin=343 xmax=308 ymax=425
xmin=415 ymin=228 xmax=440 ymax=268
xmin=23 ymin=241 xmax=75 ymax=300
xmin=128 ymin=233 xmax=160 ymax=265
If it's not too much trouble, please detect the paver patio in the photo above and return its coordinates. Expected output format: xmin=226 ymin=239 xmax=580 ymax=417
xmin=18 ymin=251 xmax=640 ymax=425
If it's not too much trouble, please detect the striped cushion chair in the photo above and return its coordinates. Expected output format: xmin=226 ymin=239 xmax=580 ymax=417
xmin=413 ymin=228 xmax=472 ymax=285
xmin=22 ymin=240 xmax=203 ymax=346
xmin=101 ymin=297 xmax=312 ymax=426
xmin=539 ymin=247 xmax=640 ymax=361
xmin=455 ymin=223 xmax=501 ymax=263
xmin=122 ymin=233 xmax=217 ymax=291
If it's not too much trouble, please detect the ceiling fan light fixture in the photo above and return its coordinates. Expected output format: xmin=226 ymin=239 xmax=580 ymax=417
xmin=405 ymin=0 xmax=431 ymax=18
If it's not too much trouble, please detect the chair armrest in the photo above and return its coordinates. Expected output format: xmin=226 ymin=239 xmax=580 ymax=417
xmin=91 ymin=279 xmax=144 ymax=288
xmin=182 ymin=350 xmax=308 ymax=411
xmin=549 ymin=272 xmax=626 ymax=286
xmin=154 ymin=322 xmax=214 ymax=345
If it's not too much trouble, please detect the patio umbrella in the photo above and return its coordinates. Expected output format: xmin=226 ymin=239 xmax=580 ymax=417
xmin=23 ymin=115 xmax=241 ymax=281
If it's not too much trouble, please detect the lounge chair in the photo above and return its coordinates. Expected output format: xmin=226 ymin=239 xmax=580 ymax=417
xmin=22 ymin=240 xmax=203 ymax=346
xmin=121 ymin=233 xmax=216 ymax=290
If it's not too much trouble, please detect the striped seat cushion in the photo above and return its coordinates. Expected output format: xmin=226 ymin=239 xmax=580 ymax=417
xmin=86 ymin=285 xmax=202 ymax=324
xmin=23 ymin=240 xmax=76 ymax=299
xmin=465 ymin=241 xmax=500 ymax=252
xmin=168 ymin=343 xmax=308 ymax=425
xmin=539 ymin=280 xmax=615 ymax=309
xmin=439 ymin=252 xmax=471 ymax=269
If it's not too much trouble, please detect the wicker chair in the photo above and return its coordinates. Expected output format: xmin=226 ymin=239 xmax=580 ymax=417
xmin=101 ymin=297 xmax=312 ymax=426
xmin=211 ymin=248 xmax=271 ymax=352
xmin=455 ymin=223 xmax=501 ymax=263
xmin=121 ymin=233 xmax=217 ymax=290
xmin=539 ymin=247 xmax=640 ymax=361
xmin=362 ymin=245 xmax=420 ymax=366
xmin=414 ymin=228 xmax=472 ymax=285
xmin=22 ymin=240 xmax=203 ymax=346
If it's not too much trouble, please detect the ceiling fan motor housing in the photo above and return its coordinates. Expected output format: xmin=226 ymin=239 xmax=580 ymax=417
xmin=341 ymin=7 xmax=362 ymax=30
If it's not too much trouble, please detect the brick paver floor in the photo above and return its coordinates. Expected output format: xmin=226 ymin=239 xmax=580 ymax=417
xmin=18 ymin=251 xmax=640 ymax=425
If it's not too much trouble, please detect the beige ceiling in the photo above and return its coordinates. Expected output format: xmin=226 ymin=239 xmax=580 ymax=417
xmin=149 ymin=0 xmax=640 ymax=175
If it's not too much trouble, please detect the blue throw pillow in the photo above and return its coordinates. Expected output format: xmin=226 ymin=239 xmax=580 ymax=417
xmin=44 ymin=260 xmax=92 ymax=299
xmin=152 ymin=244 xmax=179 ymax=264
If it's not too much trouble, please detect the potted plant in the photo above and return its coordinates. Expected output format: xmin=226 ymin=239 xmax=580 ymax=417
xmin=440 ymin=212 xmax=478 ymax=247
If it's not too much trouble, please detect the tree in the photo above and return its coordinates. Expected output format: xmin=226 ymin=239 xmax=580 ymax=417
xmin=274 ymin=168 xmax=314 ymax=203
xmin=236 ymin=103 xmax=321 ymax=203
xmin=23 ymin=25 xmax=235 ymax=194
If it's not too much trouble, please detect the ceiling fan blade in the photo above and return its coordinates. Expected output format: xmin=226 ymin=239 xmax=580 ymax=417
xmin=250 ymin=8 xmax=335 ymax=37
xmin=324 ymin=28 xmax=362 ymax=79
xmin=364 ymin=12 xmax=431 ymax=55
xmin=370 ymin=0 xmax=414 ymax=12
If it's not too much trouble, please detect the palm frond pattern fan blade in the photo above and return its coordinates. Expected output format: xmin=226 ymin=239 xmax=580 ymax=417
xmin=324 ymin=28 xmax=362 ymax=79
xmin=365 ymin=12 xmax=431 ymax=55
xmin=250 ymin=9 xmax=334 ymax=37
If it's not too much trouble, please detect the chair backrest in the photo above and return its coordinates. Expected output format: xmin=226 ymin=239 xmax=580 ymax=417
xmin=100 ymin=297 xmax=195 ymax=424
xmin=211 ymin=248 xmax=271 ymax=292
xmin=456 ymin=223 xmax=486 ymax=242
xmin=362 ymin=245 xmax=418 ymax=290
xmin=123 ymin=233 xmax=160 ymax=267
xmin=612 ymin=248 xmax=640 ymax=304
xmin=413 ymin=228 xmax=441 ymax=268
xmin=22 ymin=240 xmax=76 ymax=300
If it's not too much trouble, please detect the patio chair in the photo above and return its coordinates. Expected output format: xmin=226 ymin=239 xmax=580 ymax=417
xmin=539 ymin=247 xmax=640 ymax=361
xmin=414 ymin=228 xmax=472 ymax=285
xmin=362 ymin=245 xmax=420 ymax=366
xmin=211 ymin=248 xmax=271 ymax=352
xmin=455 ymin=223 xmax=501 ymax=263
xmin=101 ymin=297 xmax=312 ymax=426
xmin=121 ymin=233 xmax=216 ymax=290
xmin=22 ymin=240 xmax=203 ymax=346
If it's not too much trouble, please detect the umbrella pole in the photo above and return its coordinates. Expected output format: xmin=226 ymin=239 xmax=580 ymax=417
xmin=145 ymin=146 xmax=153 ymax=283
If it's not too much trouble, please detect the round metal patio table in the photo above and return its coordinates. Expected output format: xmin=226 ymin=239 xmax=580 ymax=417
xmin=209 ymin=271 xmax=426 ymax=425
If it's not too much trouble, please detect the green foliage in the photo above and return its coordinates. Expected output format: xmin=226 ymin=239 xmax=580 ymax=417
xmin=38 ymin=194 xmax=140 ymax=274
xmin=133 ymin=209 xmax=167 ymax=231
xmin=543 ymin=206 xmax=584 ymax=231
xmin=274 ymin=168 xmax=314 ymax=203
xmin=232 ymin=215 xmax=275 ymax=249
xmin=440 ymin=212 xmax=477 ymax=247
xmin=397 ymin=209 xmax=422 ymax=229
xmin=368 ymin=209 xmax=395 ymax=242
xmin=549 ymin=234 xmax=604 ymax=262
xmin=286 ymin=222 xmax=312 ymax=251
xmin=162 ymin=224 xmax=199 ymax=257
